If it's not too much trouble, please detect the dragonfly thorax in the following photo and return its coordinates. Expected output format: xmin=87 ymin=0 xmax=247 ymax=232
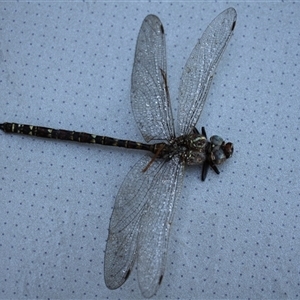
xmin=170 ymin=133 xmax=208 ymax=165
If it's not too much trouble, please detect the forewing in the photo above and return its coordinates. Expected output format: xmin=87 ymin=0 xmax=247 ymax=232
xmin=131 ymin=15 xmax=175 ymax=142
xmin=104 ymin=155 xmax=184 ymax=291
xmin=178 ymin=8 xmax=237 ymax=135
xmin=137 ymin=155 xmax=185 ymax=298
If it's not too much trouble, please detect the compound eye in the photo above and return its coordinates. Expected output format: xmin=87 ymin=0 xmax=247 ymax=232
xmin=210 ymin=135 xmax=224 ymax=147
xmin=212 ymin=149 xmax=226 ymax=165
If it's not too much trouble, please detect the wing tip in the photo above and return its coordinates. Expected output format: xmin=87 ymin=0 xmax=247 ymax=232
xmin=140 ymin=273 xmax=164 ymax=298
xmin=104 ymin=268 xmax=132 ymax=290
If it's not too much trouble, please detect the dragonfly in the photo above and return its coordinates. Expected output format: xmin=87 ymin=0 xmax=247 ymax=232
xmin=0 ymin=7 xmax=237 ymax=298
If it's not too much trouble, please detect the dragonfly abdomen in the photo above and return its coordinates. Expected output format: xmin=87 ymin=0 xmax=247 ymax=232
xmin=0 ymin=122 xmax=160 ymax=153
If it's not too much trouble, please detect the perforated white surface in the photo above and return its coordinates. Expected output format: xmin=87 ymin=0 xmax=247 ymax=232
xmin=1 ymin=2 xmax=299 ymax=299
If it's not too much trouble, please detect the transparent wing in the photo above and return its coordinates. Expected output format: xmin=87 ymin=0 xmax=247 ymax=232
xmin=104 ymin=155 xmax=157 ymax=290
xmin=131 ymin=15 xmax=175 ymax=142
xmin=178 ymin=7 xmax=237 ymax=135
xmin=137 ymin=155 xmax=184 ymax=298
xmin=104 ymin=155 xmax=185 ymax=298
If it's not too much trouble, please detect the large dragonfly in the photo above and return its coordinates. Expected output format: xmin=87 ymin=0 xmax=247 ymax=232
xmin=0 ymin=7 xmax=237 ymax=298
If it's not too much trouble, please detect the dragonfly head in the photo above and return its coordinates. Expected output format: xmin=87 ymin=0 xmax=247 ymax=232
xmin=201 ymin=134 xmax=233 ymax=181
xmin=209 ymin=135 xmax=234 ymax=165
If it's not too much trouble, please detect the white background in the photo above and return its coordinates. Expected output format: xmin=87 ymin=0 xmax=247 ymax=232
xmin=0 ymin=1 xmax=299 ymax=299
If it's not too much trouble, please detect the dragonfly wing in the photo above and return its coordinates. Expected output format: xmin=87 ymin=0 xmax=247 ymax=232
xmin=137 ymin=155 xmax=185 ymax=298
xmin=131 ymin=15 xmax=175 ymax=142
xmin=178 ymin=8 xmax=237 ymax=135
xmin=104 ymin=155 xmax=184 ymax=292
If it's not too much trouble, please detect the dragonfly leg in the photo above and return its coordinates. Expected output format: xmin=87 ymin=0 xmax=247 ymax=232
xmin=201 ymin=127 xmax=207 ymax=138
xmin=142 ymin=144 xmax=166 ymax=172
